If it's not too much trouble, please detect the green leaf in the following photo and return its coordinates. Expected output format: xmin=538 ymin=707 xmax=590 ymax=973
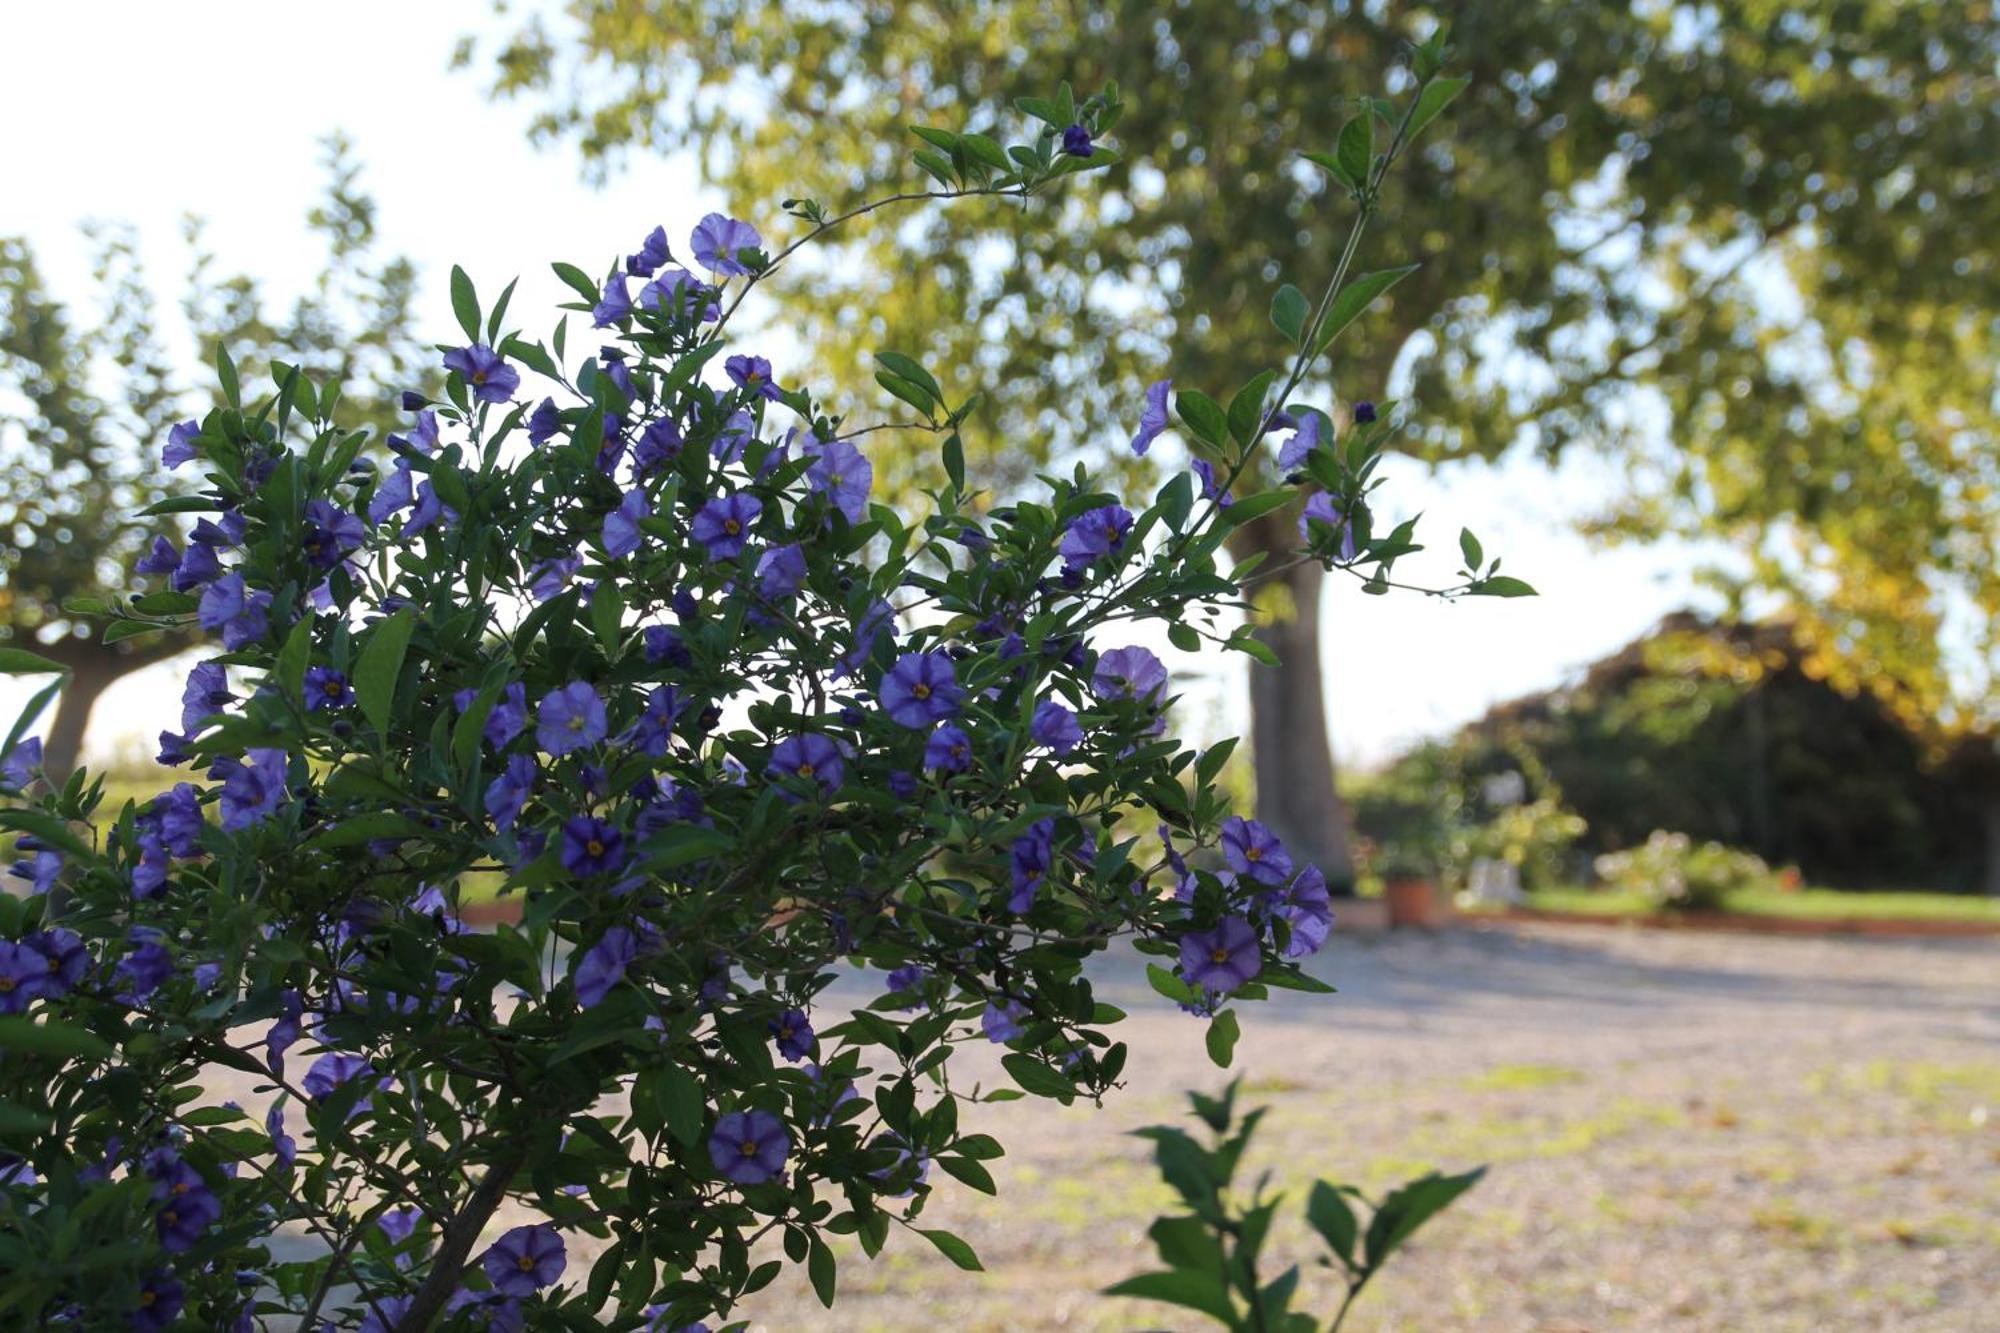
xmin=1103 ymin=1270 xmax=1236 ymax=1324
xmin=1146 ymin=963 xmax=1194 ymax=1004
xmin=1204 ymin=1009 xmax=1241 ymax=1068
xmin=875 ymin=352 xmax=942 ymax=403
xmin=275 ymin=615 xmax=314 ymax=704
xmin=1364 ymin=1166 xmax=1486 ymax=1268
xmin=917 ymin=1228 xmax=983 ymax=1272
xmin=0 ymin=809 xmax=90 ymax=859
xmin=657 ymin=1065 xmax=707 ymax=1148
xmin=1459 ymin=527 xmax=1483 ymax=571
xmin=1227 ymin=369 xmax=1279 ymax=446
xmin=551 ymin=261 xmax=601 ymax=304
xmin=1175 ymin=389 xmax=1230 ymax=447
xmin=1336 ymin=113 xmax=1375 ymax=189
xmin=1001 ymin=1052 xmax=1077 ymax=1102
xmin=1473 ymin=575 xmax=1537 ymax=598
xmin=0 ymin=649 xmax=66 ymax=676
xmin=1306 ymin=1180 xmax=1360 ymax=1266
xmin=1156 ymin=470 xmax=1194 ymax=532
xmin=1217 ymin=489 xmax=1294 ymax=528
xmin=216 ymin=344 xmax=240 ymax=407
xmin=807 ymin=1235 xmax=837 ymax=1307
xmin=354 ymin=607 xmax=416 ymax=737
xmin=0 ymin=1017 xmax=112 ymax=1063
xmin=449 ymin=264 xmax=481 ymax=343
xmin=1270 ymin=283 xmax=1309 ymax=344
xmin=876 ymin=371 xmax=936 ymax=418
xmin=1167 ymin=622 xmax=1201 ymax=654
xmin=942 ymin=434 xmax=966 ymax=492
xmin=1409 ymin=76 xmax=1471 ymax=140
xmin=1313 ymin=265 xmax=1419 ymax=356
xmin=936 ymin=1155 xmax=997 ymax=1194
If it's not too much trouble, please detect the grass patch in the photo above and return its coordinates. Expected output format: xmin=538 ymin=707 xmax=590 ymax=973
xmin=1491 ymin=886 xmax=2000 ymax=924
xmin=1463 ymin=1063 xmax=1584 ymax=1092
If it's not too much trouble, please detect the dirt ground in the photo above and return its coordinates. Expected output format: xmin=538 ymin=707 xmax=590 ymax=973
xmin=736 ymin=921 xmax=2000 ymax=1332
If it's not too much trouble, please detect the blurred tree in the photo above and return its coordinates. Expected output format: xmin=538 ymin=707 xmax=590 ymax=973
xmin=460 ymin=2 xmax=1998 ymax=886
xmin=0 ymin=137 xmax=424 ymax=778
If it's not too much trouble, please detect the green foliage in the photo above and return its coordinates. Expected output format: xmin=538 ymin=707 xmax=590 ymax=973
xmin=1594 ymin=830 xmax=1781 ymax=913
xmin=462 ymin=1 xmax=2000 ymax=731
xmin=1108 ymin=1077 xmax=1483 ymax=1331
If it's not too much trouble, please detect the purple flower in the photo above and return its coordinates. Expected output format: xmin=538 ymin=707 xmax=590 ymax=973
xmin=574 ymin=927 xmax=638 ymax=1008
xmin=368 ymin=457 xmax=416 ymax=526
xmin=197 ymin=573 xmax=271 ymax=649
xmin=691 ymin=213 xmax=762 ymax=276
xmin=1277 ymin=410 xmax=1323 ymax=473
xmin=619 ymin=685 xmax=682 ymax=758
xmin=0 ymin=942 xmax=50 ymax=1014
xmin=1353 ymin=400 xmax=1378 ymax=424
xmin=181 ymin=661 xmax=232 ymax=733
xmin=135 ymin=535 xmax=181 ymax=578
xmin=1093 ymin=645 xmax=1169 ymax=707
xmin=170 ymin=538 xmax=223 ymax=592
xmin=115 ymin=937 xmax=174 ymax=1001
xmin=691 ymin=493 xmax=761 ymax=561
xmin=1130 ymin=379 xmax=1172 ymax=455
xmin=219 ymin=748 xmax=288 ymax=831
xmin=28 ymin=927 xmax=85 ymax=996
xmin=1059 ymin=504 xmax=1134 ymax=574
xmin=592 ymin=274 xmax=633 ymax=327
xmin=635 ymin=416 xmax=684 ymax=474
xmin=603 ymin=488 xmax=651 ymax=558
xmin=1009 ymin=819 xmax=1055 ymax=913
xmin=267 ymin=1102 xmax=296 ymax=1171
xmin=484 ymin=754 xmax=537 ymax=831
xmin=923 ymin=724 xmax=973 ymax=773
xmin=151 ymin=1157 xmax=221 ymax=1252
xmin=0 ymin=738 xmax=41 ymax=790
xmin=768 ymin=734 xmax=844 ymax=798
xmin=1180 ymin=916 xmax=1261 ymax=994
xmin=133 ymin=1272 xmax=185 ymax=1331
xmin=753 ymin=542 xmax=808 ymax=602
xmin=886 ymin=964 xmax=926 ymax=993
xmin=443 ymin=344 xmax=520 ymax=404
xmin=560 ymin=815 xmax=627 ymax=878
xmin=639 ymin=266 xmax=717 ymax=322
xmin=482 ymin=1223 xmax=566 ymax=1297
xmin=477 ymin=682 xmax=530 ymax=749
xmin=770 ymin=1008 xmax=815 ymax=1061
xmin=527 ymin=397 xmax=564 ymax=445
xmin=1221 ymin=816 xmax=1293 ymax=886
xmin=627 ymin=225 xmax=671 ymax=276
xmin=982 ymin=999 xmax=1028 ymax=1042
xmin=537 ymin=682 xmax=607 ymax=756
xmin=1271 ymin=864 xmax=1334 ymax=958
xmin=709 ymin=407 xmax=756 ymax=462
xmin=358 ymin=1297 xmax=414 ymax=1333
xmin=807 ymin=438 xmax=873 ymax=522
xmin=1299 ymin=493 xmax=1357 ymax=561
xmin=1030 ymin=701 xmax=1082 ymax=755
xmin=304 ymin=1052 xmax=378 ymax=1116
xmin=1191 ymin=457 xmax=1234 ymax=508
xmin=1062 ymin=123 xmax=1095 ymax=157
xmin=879 ymin=651 xmax=962 ymax=729
xmin=301 ymin=501 xmax=365 ymax=570
xmin=527 ymin=554 xmax=582 ymax=602
xmin=163 ymin=420 xmax=200 ymax=469
xmin=709 ymin=1109 xmax=789 ymax=1185
xmin=304 ymin=666 xmax=352 ymax=712
xmin=643 ymin=625 xmax=691 ymax=668
xmin=726 ymin=354 xmax=780 ymax=400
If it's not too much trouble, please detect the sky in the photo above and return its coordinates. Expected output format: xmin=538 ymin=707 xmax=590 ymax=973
xmin=0 ymin=0 xmax=1718 ymax=771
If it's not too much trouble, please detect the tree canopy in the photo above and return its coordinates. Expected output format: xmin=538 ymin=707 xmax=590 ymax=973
xmin=0 ymin=138 xmax=425 ymax=774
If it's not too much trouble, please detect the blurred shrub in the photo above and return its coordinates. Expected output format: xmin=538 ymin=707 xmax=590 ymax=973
xmin=1593 ymin=830 xmax=1780 ymax=912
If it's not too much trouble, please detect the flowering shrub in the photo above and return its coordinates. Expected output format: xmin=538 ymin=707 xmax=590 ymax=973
xmin=1593 ymin=830 xmax=1781 ymax=913
xmin=0 ymin=44 xmax=1502 ymax=1331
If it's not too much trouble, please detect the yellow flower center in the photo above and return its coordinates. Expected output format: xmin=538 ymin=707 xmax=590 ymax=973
xmin=1210 ymin=947 xmax=1230 ymax=965
xmin=324 ymin=680 xmax=343 ymax=696
xmin=740 ymin=1139 xmax=759 ymax=1156
xmin=567 ymin=715 xmax=585 ymax=732
xmin=724 ymin=519 xmax=741 ymax=535
xmin=0 ymin=978 xmax=14 ymax=994
xmin=912 ymin=683 xmax=930 ymax=699
xmin=586 ymin=839 xmax=604 ymax=857
xmin=140 ymin=1293 xmax=156 ymax=1308
xmin=1245 ymin=847 xmax=1261 ymax=862
xmin=797 ymin=763 xmax=815 ymax=778
xmin=472 ymin=370 xmax=488 ymax=385
xmin=517 ymin=1254 xmax=536 ymax=1272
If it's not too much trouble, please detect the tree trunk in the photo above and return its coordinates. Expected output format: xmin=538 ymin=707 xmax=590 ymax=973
xmin=40 ymin=661 xmax=117 ymax=783
xmin=1229 ymin=520 xmax=1356 ymax=890
xmin=1984 ymin=794 xmax=2000 ymax=898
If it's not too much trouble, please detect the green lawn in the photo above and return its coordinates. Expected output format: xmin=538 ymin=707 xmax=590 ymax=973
xmin=1503 ymin=886 xmax=2000 ymax=924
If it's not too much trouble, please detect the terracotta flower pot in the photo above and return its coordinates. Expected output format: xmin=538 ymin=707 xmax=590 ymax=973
xmin=1385 ymin=877 xmax=1439 ymax=928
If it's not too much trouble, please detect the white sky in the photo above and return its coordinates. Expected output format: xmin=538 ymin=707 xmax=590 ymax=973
xmin=0 ymin=0 xmax=1716 ymax=772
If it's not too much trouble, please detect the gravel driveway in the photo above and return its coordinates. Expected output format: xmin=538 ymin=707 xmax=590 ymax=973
xmin=743 ymin=922 xmax=2000 ymax=1331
